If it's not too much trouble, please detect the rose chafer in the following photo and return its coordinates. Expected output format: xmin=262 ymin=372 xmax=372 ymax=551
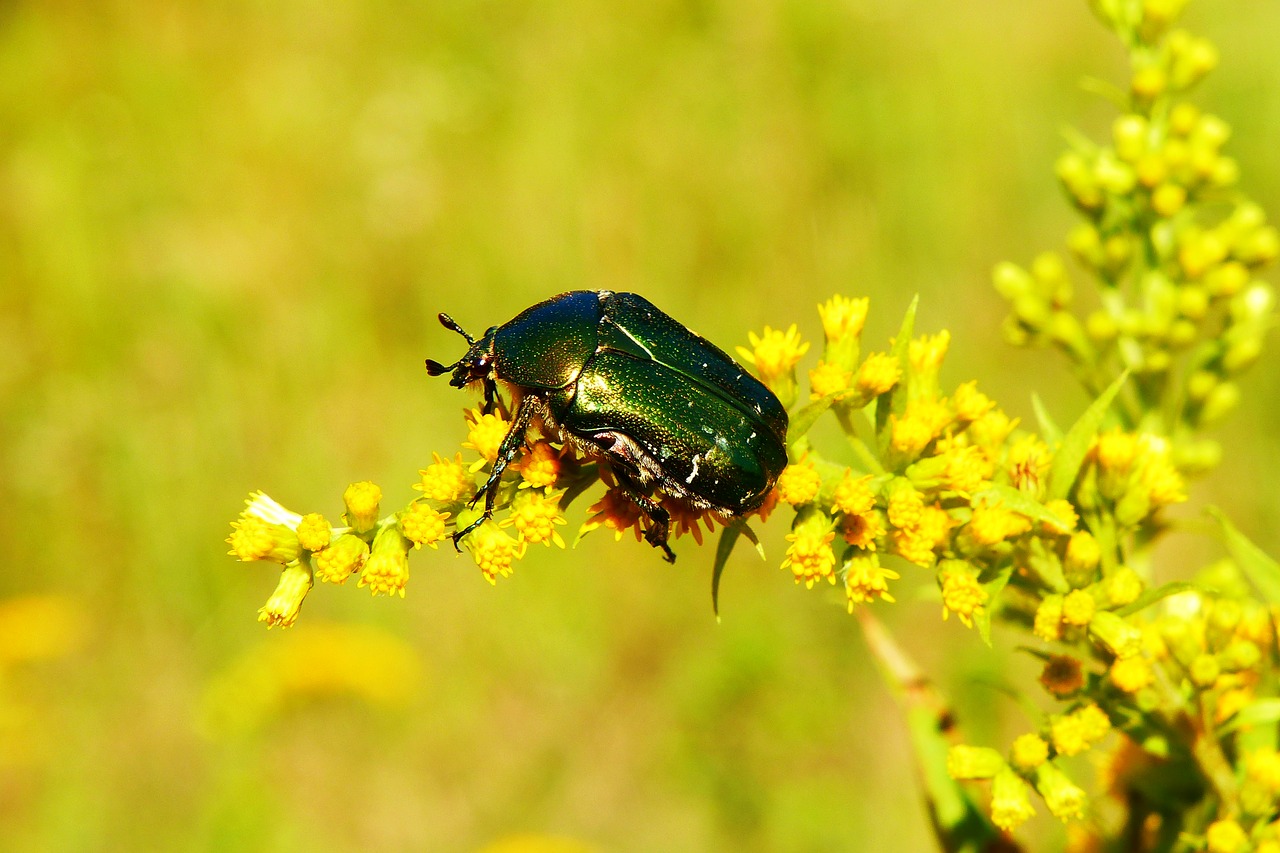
xmin=426 ymin=290 xmax=788 ymax=561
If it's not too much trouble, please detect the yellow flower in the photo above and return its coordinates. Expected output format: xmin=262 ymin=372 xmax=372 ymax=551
xmin=1064 ymin=531 xmax=1101 ymax=576
xmin=313 ymin=533 xmax=369 ymax=584
xmin=990 ymin=766 xmax=1036 ymax=833
xmin=951 ymin=381 xmax=995 ymax=422
xmin=1051 ymin=704 xmax=1110 ymax=756
xmin=1135 ymin=437 xmax=1187 ymax=506
xmin=400 ymin=503 xmax=451 ymax=550
xmin=940 ymin=444 xmax=994 ymax=495
xmin=580 ymin=487 xmax=644 ymax=543
xmin=227 ymin=513 xmax=300 ymax=565
xmin=854 ymin=352 xmax=901 ymax=396
xmin=1042 ymin=499 xmax=1079 ymax=535
xmin=416 ymin=451 xmax=475 ymax=503
xmin=1109 ymin=655 xmax=1153 ymax=693
xmin=885 ymin=480 xmax=924 ymax=529
xmin=1007 ymin=434 xmax=1051 ymax=495
xmin=841 ymin=509 xmax=885 ymax=549
xmin=946 ymin=745 xmax=1004 ymax=780
xmin=1034 ymin=595 xmax=1064 ymax=641
xmin=661 ymin=496 xmax=720 ymax=546
xmin=1010 ymin=733 xmax=1050 ymax=772
xmin=781 ymin=516 xmax=838 ymax=589
xmin=917 ymin=504 xmax=955 ymax=548
xmin=890 ymin=411 xmax=935 ymax=458
xmin=506 ymin=491 xmax=568 ymax=548
xmin=832 ymin=470 xmax=875 ymax=516
xmin=968 ymin=408 xmax=1019 ymax=450
xmin=776 ymin=458 xmax=822 ymax=506
xmin=358 ymin=526 xmax=411 ymax=597
xmin=939 ymin=562 xmax=988 ymax=628
xmin=736 ymin=324 xmax=810 ymax=383
xmin=1062 ymin=589 xmax=1097 ymax=627
xmin=966 ymin=500 xmax=1032 ymax=547
xmin=258 ymin=563 xmax=313 ymax=628
xmin=342 ymin=481 xmax=382 ymax=533
xmin=464 ymin=518 xmax=526 ymax=584
xmin=808 ymin=359 xmax=852 ymax=399
xmin=463 ymin=408 xmax=511 ymax=470
xmin=909 ymin=330 xmax=951 ymax=375
xmin=844 ymin=553 xmax=898 ymax=609
xmin=1095 ymin=428 xmax=1137 ymax=474
xmin=1041 ymin=655 xmax=1085 ymax=698
xmin=1035 ymin=763 xmax=1086 ymax=821
xmin=1205 ymin=819 xmax=1248 ymax=853
xmin=1106 ymin=567 xmax=1144 ymax=607
xmin=294 ymin=513 xmax=332 ymax=552
xmin=890 ymin=527 xmax=936 ymax=568
xmin=1246 ymin=749 xmax=1280 ymax=794
xmin=517 ymin=440 xmax=564 ymax=489
xmin=818 ymin=295 xmax=869 ymax=343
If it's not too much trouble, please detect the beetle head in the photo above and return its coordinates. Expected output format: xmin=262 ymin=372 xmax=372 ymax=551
xmin=425 ymin=313 xmax=499 ymax=389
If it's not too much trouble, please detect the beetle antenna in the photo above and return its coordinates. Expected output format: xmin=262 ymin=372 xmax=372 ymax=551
xmin=424 ymin=357 xmax=456 ymax=376
xmin=437 ymin=313 xmax=475 ymax=344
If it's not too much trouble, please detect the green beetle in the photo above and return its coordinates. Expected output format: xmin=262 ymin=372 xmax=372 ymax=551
xmin=426 ymin=290 xmax=788 ymax=561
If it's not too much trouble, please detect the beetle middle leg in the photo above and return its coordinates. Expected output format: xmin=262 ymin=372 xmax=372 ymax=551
xmin=610 ymin=467 xmax=676 ymax=563
xmin=452 ymin=395 xmax=538 ymax=549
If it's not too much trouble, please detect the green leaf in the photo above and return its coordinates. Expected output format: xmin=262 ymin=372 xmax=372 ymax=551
xmin=1218 ymin=699 xmax=1280 ymax=736
xmin=1209 ymin=507 xmax=1280 ymax=605
xmin=875 ymin=295 xmax=918 ymax=447
xmin=975 ymin=564 xmax=1014 ymax=648
xmin=1115 ymin=580 xmax=1207 ymax=617
xmin=1047 ymin=370 xmax=1128 ymax=500
xmin=1031 ymin=393 xmax=1063 ymax=447
xmin=971 ymin=484 xmax=1068 ymax=529
xmin=711 ymin=520 xmax=764 ymax=618
xmin=786 ymin=396 xmax=835 ymax=448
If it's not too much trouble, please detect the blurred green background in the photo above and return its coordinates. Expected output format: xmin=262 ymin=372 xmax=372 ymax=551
xmin=2 ymin=0 xmax=1277 ymax=850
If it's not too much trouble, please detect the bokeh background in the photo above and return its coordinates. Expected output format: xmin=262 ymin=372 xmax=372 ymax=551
xmin=2 ymin=0 xmax=1278 ymax=850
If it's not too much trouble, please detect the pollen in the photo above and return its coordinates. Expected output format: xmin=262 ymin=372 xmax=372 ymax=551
xmin=517 ymin=440 xmax=563 ymax=489
xmin=313 ymin=534 xmax=369 ymax=585
xmin=843 ymin=553 xmax=899 ymax=608
xmin=939 ymin=562 xmax=988 ymax=628
xmin=736 ymin=324 xmax=810 ymax=383
xmin=463 ymin=408 xmax=510 ymax=468
xmin=342 ymin=481 xmax=383 ymax=533
xmin=507 ymin=491 xmax=567 ymax=548
xmin=818 ymin=295 xmax=869 ymax=343
xmin=781 ymin=524 xmax=838 ymax=589
xmin=777 ymin=458 xmax=822 ymax=506
xmin=400 ymin=502 xmax=451 ymax=550
xmin=808 ymin=360 xmax=852 ymax=399
xmin=358 ymin=527 xmax=411 ymax=598
xmin=832 ymin=470 xmax=876 ymax=516
xmin=295 ymin=513 xmax=332 ymax=552
xmin=854 ymin=352 xmax=901 ymax=397
xmin=416 ymin=451 xmax=475 ymax=504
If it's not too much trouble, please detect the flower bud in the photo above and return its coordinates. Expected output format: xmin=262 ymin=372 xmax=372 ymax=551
xmin=1090 ymin=610 xmax=1143 ymax=658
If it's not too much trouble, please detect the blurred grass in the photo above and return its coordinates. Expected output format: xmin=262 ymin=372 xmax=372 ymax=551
xmin=0 ymin=0 xmax=1276 ymax=850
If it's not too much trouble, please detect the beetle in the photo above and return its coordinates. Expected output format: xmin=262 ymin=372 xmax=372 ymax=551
xmin=425 ymin=290 xmax=788 ymax=562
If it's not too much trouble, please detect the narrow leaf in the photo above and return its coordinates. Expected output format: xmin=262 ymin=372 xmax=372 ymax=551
xmin=786 ymin=396 xmax=835 ymax=448
xmin=971 ymin=485 xmax=1068 ymax=529
xmin=1115 ymin=580 xmax=1206 ymax=617
xmin=1031 ymin=393 xmax=1063 ymax=447
xmin=1209 ymin=507 xmax=1280 ymax=605
xmin=1047 ymin=371 xmax=1128 ymax=500
xmin=712 ymin=520 xmax=763 ymax=618
xmin=975 ymin=564 xmax=1014 ymax=648
xmin=875 ymin=295 xmax=919 ymax=446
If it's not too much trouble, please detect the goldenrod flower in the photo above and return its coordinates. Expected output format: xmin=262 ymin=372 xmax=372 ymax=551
xmin=517 ymin=440 xmax=564 ymax=489
xmin=946 ymin=745 xmax=1004 ymax=780
xmin=463 ymin=408 xmax=510 ymax=470
xmin=1007 ymin=435 xmax=1051 ymax=495
xmin=909 ymin=330 xmax=951 ymax=375
xmin=832 ymin=470 xmax=875 ymax=516
xmin=1106 ymin=567 xmax=1144 ymax=607
xmin=1034 ymin=763 xmax=1086 ymax=821
xmin=1246 ymin=749 xmax=1280 ymax=794
xmin=841 ymin=509 xmax=885 ymax=549
xmin=776 ymin=457 xmax=822 ymax=506
xmin=1043 ymin=499 xmax=1079 ymax=535
xmin=343 ymin=481 xmax=382 ymax=533
xmin=917 ymin=504 xmax=955 ymax=548
xmin=580 ymin=488 xmax=644 ymax=543
xmin=854 ymin=352 xmax=901 ymax=397
xmin=258 ymin=562 xmax=313 ymax=628
xmin=416 ymin=451 xmax=475 ymax=503
xmin=400 ymin=503 xmax=451 ymax=550
xmin=506 ymin=490 xmax=567 ymax=548
xmin=808 ymin=360 xmax=852 ymax=399
xmin=464 ymin=517 xmax=526 ymax=584
xmin=818 ymin=295 xmax=869 ymax=343
xmin=227 ymin=512 xmax=300 ymax=565
xmin=1064 ymin=531 xmax=1101 ymax=577
xmin=885 ymin=480 xmax=924 ymax=529
xmin=968 ymin=409 xmax=1019 ymax=450
xmin=313 ymin=533 xmax=369 ymax=584
xmin=781 ymin=514 xmax=838 ymax=589
xmin=1135 ymin=437 xmax=1187 ymax=506
xmin=1189 ymin=653 xmax=1220 ymax=688
xmin=736 ymin=324 xmax=810 ymax=383
xmin=661 ymin=496 xmax=719 ymax=546
xmin=939 ymin=561 xmax=987 ymax=628
xmin=1010 ymin=733 xmax=1050 ymax=772
xmin=891 ymin=527 xmax=936 ymax=568
xmin=1062 ymin=589 xmax=1097 ymax=627
xmin=1041 ymin=655 xmax=1085 ymax=698
xmin=941 ymin=444 xmax=994 ymax=495
xmin=951 ymin=381 xmax=995 ymax=422
xmin=1034 ymin=595 xmax=1065 ymax=642
xmin=890 ymin=410 xmax=936 ymax=458
xmin=1095 ymin=428 xmax=1137 ymax=474
xmin=1089 ymin=611 xmax=1143 ymax=659
xmin=991 ymin=766 xmax=1036 ymax=833
xmin=843 ymin=553 xmax=898 ymax=609
xmin=966 ymin=500 xmax=1032 ymax=547
xmin=1109 ymin=655 xmax=1153 ymax=693
xmin=295 ymin=513 xmax=332 ymax=552
xmin=359 ymin=526 xmax=411 ymax=597
xmin=1205 ymin=819 xmax=1248 ymax=853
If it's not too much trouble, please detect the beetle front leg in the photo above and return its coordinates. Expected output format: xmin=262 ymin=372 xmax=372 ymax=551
xmin=452 ymin=396 xmax=538 ymax=550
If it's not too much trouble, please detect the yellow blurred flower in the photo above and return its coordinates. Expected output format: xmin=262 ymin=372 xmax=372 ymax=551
xmin=736 ymin=324 xmax=810 ymax=384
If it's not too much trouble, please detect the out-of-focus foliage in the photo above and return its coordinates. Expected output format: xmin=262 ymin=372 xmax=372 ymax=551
xmin=1 ymin=1 xmax=1277 ymax=850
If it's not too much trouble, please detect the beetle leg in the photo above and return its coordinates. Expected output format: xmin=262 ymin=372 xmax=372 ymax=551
xmin=611 ymin=467 xmax=676 ymax=563
xmin=451 ymin=395 xmax=538 ymax=550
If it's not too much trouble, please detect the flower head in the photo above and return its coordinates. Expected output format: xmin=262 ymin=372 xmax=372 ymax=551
xmin=506 ymin=490 xmax=568 ymax=548
xmin=991 ymin=766 xmax=1036 ymax=833
xmin=463 ymin=408 xmax=511 ymax=470
xmin=400 ymin=502 xmax=451 ymax=550
xmin=736 ymin=324 xmax=810 ymax=384
xmin=517 ymin=440 xmax=564 ymax=489
xmin=808 ymin=360 xmax=852 ymax=399
xmin=358 ymin=526 xmax=411 ymax=597
xmin=295 ymin=513 xmax=332 ymax=552
xmin=939 ymin=561 xmax=988 ymax=628
xmin=416 ymin=451 xmax=475 ymax=503
xmin=343 ymin=481 xmax=382 ymax=533
xmin=777 ymin=457 xmax=822 ymax=506
xmin=580 ymin=487 xmax=645 ymax=543
xmin=818 ymin=295 xmax=869 ymax=343
xmin=313 ymin=533 xmax=369 ymax=585
xmin=844 ymin=553 xmax=898 ymax=609
xmin=854 ymin=352 xmax=901 ymax=397
xmin=463 ymin=515 xmax=526 ymax=584
xmin=1041 ymin=655 xmax=1085 ymax=698
xmin=781 ymin=513 xmax=838 ymax=589
xmin=258 ymin=563 xmax=313 ymax=628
